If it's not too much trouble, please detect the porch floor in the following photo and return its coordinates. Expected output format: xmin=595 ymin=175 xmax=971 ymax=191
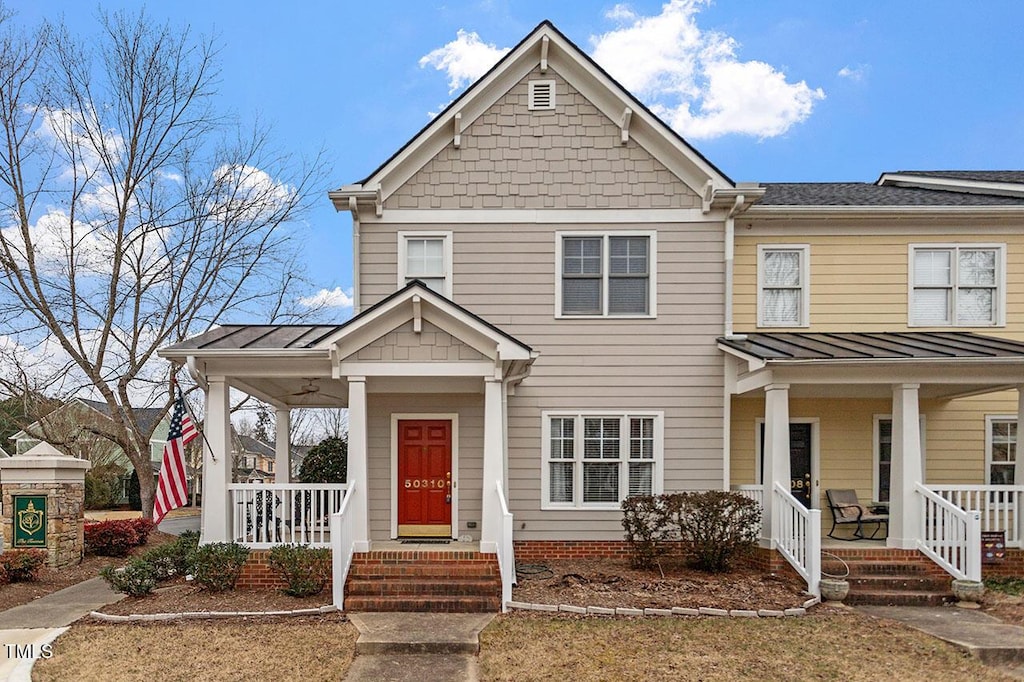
xmin=370 ymin=540 xmax=480 ymax=553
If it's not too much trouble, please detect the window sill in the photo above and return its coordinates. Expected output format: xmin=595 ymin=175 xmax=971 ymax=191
xmin=540 ymin=503 xmax=625 ymax=511
xmin=907 ymin=322 xmax=1003 ymax=328
xmin=555 ymin=314 xmax=657 ymax=320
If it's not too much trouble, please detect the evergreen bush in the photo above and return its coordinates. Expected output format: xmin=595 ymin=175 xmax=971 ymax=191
xmin=190 ymin=542 xmax=249 ymax=591
xmin=267 ymin=545 xmax=331 ymax=597
xmin=101 ymin=559 xmax=157 ymax=596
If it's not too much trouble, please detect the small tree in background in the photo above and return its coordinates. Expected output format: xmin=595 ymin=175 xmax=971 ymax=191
xmin=298 ymin=436 xmax=347 ymax=483
xmin=128 ymin=470 xmax=142 ymax=511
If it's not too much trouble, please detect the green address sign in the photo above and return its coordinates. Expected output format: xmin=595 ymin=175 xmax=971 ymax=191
xmin=13 ymin=495 xmax=46 ymax=548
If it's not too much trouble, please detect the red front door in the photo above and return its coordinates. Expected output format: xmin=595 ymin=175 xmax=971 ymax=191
xmin=397 ymin=420 xmax=452 ymax=537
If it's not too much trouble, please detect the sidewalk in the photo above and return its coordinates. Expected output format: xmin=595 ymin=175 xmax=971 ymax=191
xmin=0 ymin=577 xmax=125 ymax=681
xmin=858 ymin=605 xmax=1024 ymax=672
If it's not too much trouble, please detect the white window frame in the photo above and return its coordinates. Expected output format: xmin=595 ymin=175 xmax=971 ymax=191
xmin=872 ymin=414 xmax=928 ymax=502
xmin=528 ymin=80 xmax=556 ymax=110
xmin=541 ymin=410 xmax=664 ymax=510
xmin=985 ymin=415 xmax=1017 ymax=485
xmin=907 ymin=243 xmax=1006 ymax=327
xmin=554 ymin=231 xmax=657 ymax=319
xmin=398 ymin=231 xmax=453 ymax=299
xmin=757 ymin=244 xmax=810 ymax=328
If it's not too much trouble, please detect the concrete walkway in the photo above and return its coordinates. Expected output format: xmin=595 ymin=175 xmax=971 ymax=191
xmin=344 ymin=613 xmax=494 ymax=681
xmin=858 ymin=605 xmax=1024 ymax=672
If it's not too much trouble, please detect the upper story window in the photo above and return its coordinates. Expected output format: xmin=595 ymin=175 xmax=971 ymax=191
xmin=987 ymin=416 xmax=1017 ymax=485
xmin=757 ymin=245 xmax=809 ymax=327
xmin=556 ymin=232 xmax=656 ymax=318
xmin=542 ymin=411 xmax=664 ymax=509
xmin=398 ymin=231 xmax=453 ymax=298
xmin=909 ymin=244 xmax=1005 ymax=326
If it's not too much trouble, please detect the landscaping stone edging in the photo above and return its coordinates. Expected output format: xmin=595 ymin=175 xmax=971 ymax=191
xmin=506 ymin=596 xmax=819 ymax=618
xmin=88 ymin=604 xmax=339 ymax=622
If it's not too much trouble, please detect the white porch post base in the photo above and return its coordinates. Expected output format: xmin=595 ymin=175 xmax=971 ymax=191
xmin=347 ymin=376 xmax=369 ymax=547
xmin=480 ymin=378 xmax=504 ymax=552
xmin=201 ymin=377 xmax=231 ymax=543
xmin=762 ymin=383 xmax=791 ymax=549
xmin=275 ymin=408 xmax=291 ymax=484
xmin=888 ymin=383 xmax=922 ymax=550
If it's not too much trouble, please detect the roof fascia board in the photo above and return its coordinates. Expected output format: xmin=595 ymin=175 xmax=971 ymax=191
xmin=717 ymin=342 xmax=767 ymax=372
xmin=769 ymin=361 xmax=1024 ymax=388
xmin=878 ymin=173 xmax=1024 ymax=198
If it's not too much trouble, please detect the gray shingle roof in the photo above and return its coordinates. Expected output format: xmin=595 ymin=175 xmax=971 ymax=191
xmin=891 ymin=170 xmax=1024 ymax=184
xmin=758 ymin=182 xmax=1024 ymax=207
xmin=78 ymin=398 xmax=166 ymax=435
xmin=718 ymin=332 xmax=1024 ymax=361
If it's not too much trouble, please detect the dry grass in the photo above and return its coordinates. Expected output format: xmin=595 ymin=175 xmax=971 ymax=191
xmin=33 ymin=618 xmax=357 ymax=682
xmin=479 ymin=610 xmax=1015 ymax=682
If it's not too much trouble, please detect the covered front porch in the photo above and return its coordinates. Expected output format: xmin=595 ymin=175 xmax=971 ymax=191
xmin=158 ymin=282 xmax=537 ymax=609
xmin=721 ymin=331 xmax=1024 ymax=594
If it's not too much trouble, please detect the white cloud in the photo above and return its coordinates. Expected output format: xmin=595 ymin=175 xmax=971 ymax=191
xmin=591 ymin=0 xmax=824 ymax=140
xmin=299 ymin=287 xmax=353 ymax=310
xmin=419 ymin=29 xmax=510 ymax=94
xmin=837 ymin=65 xmax=868 ymax=82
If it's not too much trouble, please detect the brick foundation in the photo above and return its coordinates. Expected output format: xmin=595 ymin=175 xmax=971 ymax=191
xmin=982 ymin=548 xmax=1024 ymax=578
xmin=513 ymin=540 xmax=633 ymax=560
xmin=235 ymin=550 xmax=333 ymax=590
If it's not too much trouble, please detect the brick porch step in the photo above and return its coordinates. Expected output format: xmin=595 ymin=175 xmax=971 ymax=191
xmin=828 ymin=556 xmax=954 ymax=607
xmin=344 ymin=551 xmax=501 ymax=613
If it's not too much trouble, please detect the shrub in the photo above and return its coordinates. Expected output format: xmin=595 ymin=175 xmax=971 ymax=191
xmin=84 ymin=520 xmax=140 ymax=557
xmin=621 ymin=495 xmax=676 ymax=569
xmin=177 ymin=530 xmax=200 ymax=553
xmin=142 ymin=530 xmax=201 ymax=580
xmin=129 ymin=518 xmax=157 ymax=545
xmin=676 ymin=491 xmax=760 ymax=573
xmin=267 ymin=545 xmax=331 ymax=597
xmin=0 ymin=549 xmax=48 ymax=582
xmin=101 ymin=559 xmax=157 ymax=596
xmin=298 ymin=436 xmax=347 ymax=483
xmin=190 ymin=543 xmax=249 ymax=591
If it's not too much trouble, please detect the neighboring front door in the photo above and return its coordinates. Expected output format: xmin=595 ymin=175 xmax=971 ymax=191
xmin=760 ymin=422 xmax=815 ymax=508
xmin=397 ymin=420 xmax=452 ymax=537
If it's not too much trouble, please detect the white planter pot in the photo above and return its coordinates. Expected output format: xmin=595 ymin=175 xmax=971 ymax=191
xmin=820 ymin=578 xmax=850 ymax=602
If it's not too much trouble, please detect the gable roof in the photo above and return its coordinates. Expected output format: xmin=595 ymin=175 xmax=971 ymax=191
xmin=331 ymin=20 xmax=733 ymax=212
xmin=12 ymin=398 xmax=167 ymax=441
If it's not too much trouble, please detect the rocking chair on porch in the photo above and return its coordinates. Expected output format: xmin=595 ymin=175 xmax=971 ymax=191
xmin=825 ymin=489 xmax=889 ymax=541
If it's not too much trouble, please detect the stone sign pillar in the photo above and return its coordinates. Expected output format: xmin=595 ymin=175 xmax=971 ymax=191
xmin=0 ymin=442 xmax=90 ymax=567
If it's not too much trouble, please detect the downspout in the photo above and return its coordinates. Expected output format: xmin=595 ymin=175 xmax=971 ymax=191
xmin=723 ymin=195 xmax=743 ymax=492
xmin=724 ymin=194 xmax=744 ymax=339
xmin=501 ymin=359 xmax=536 ymax=503
xmin=349 ymin=197 xmax=361 ymax=315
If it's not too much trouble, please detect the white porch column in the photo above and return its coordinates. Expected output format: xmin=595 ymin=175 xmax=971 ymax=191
xmin=201 ymin=376 xmax=231 ymax=543
xmin=1016 ymin=386 xmax=1024 ymax=486
xmin=275 ymin=408 xmax=291 ymax=484
xmin=762 ymin=383 xmax=791 ymax=547
xmin=480 ymin=377 xmax=504 ymax=552
xmin=347 ymin=376 xmax=369 ymax=547
xmin=889 ymin=383 xmax=922 ymax=549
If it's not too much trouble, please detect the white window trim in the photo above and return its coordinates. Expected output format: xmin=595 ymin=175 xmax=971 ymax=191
xmin=907 ymin=242 xmax=1006 ymax=327
xmin=985 ymin=414 xmax=1017 ymax=485
xmin=756 ymin=244 xmax=810 ymax=328
xmin=541 ymin=410 xmax=664 ymax=510
xmin=397 ymin=231 xmax=454 ymax=299
xmin=528 ymin=80 xmax=556 ymax=110
xmin=872 ymin=414 xmax=928 ymax=502
xmin=554 ymin=230 xmax=658 ymax=319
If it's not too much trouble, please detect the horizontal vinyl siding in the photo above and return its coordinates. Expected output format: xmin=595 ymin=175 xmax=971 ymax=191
xmin=361 ymin=220 xmax=726 ymax=540
xmin=734 ymin=230 xmax=1024 ymax=334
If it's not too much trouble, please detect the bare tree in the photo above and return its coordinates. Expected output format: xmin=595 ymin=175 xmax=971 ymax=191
xmin=0 ymin=9 xmax=327 ymax=517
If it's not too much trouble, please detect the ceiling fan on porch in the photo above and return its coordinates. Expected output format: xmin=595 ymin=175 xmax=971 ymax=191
xmin=289 ymin=378 xmax=345 ymax=402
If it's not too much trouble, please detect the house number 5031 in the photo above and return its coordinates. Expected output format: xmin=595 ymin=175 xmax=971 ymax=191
xmin=405 ymin=479 xmax=446 ymax=489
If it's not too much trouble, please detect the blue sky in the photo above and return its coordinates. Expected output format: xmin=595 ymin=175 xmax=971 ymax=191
xmin=14 ymin=0 xmax=1024 ymax=319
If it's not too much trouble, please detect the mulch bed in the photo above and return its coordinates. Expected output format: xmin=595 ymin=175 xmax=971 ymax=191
xmin=97 ymin=579 xmax=331 ymax=616
xmin=0 ymin=530 xmax=179 ymax=612
xmin=512 ymin=558 xmax=810 ymax=611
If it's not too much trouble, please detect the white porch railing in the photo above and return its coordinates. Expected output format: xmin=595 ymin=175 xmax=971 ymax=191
xmin=494 ymin=480 xmax=515 ymax=613
xmin=731 ymin=484 xmax=764 ymax=510
xmin=929 ymin=484 xmax=1023 ymax=548
xmin=331 ymin=481 xmax=359 ymax=611
xmin=916 ymin=483 xmax=981 ymax=581
xmin=228 ymin=483 xmax=347 ymax=549
xmin=772 ymin=482 xmax=821 ymax=597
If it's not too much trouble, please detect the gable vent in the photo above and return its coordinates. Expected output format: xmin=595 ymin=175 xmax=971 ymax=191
xmin=528 ymin=80 xmax=556 ymax=110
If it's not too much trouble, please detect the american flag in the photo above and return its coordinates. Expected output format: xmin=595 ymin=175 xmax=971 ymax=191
xmin=153 ymin=394 xmax=199 ymax=525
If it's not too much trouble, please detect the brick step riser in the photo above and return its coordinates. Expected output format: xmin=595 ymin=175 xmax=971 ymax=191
xmin=344 ymin=597 xmax=501 ymax=613
xmin=354 ymin=553 xmax=489 ymax=562
xmin=346 ymin=581 xmax=501 ymax=598
xmin=348 ymin=565 xmax=499 ymax=578
xmin=844 ymin=592 xmax=952 ymax=607
xmin=833 ymin=563 xmax=948 ymax=577
xmin=847 ymin=577 xmax=950 ymax=591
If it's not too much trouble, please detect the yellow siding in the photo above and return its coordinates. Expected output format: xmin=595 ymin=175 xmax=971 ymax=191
xmin=730 ymin=391 xmax=1019 ymax=508
xmin=733 ymin=230 xmax=1024 ymax=333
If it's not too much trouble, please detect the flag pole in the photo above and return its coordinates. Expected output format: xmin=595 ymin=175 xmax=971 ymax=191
xmin=173 ymin=365 xmax=219 ymax=463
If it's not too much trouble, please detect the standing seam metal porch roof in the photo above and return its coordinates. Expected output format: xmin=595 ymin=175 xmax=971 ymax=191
xmin=717 ymin=332 xmax=1024 ymax=361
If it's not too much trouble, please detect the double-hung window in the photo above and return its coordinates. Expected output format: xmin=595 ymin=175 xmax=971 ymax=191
xmin=398 ymin=231 xmax=453 ymax=298
xmin=987 ymin=417 xmax=1017 ymax=485
xmin=910 ymin=244 xmax=1004 ymax=326
xmin=557 ymin=232 xmax=655 ymax=317
xmin=873 ymin=415 xmax=927 ymax=502
xmin=758 ymin=245 xmax=809 ymax=327
xmin=542 ymin=412 xmax=663 ymax=509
